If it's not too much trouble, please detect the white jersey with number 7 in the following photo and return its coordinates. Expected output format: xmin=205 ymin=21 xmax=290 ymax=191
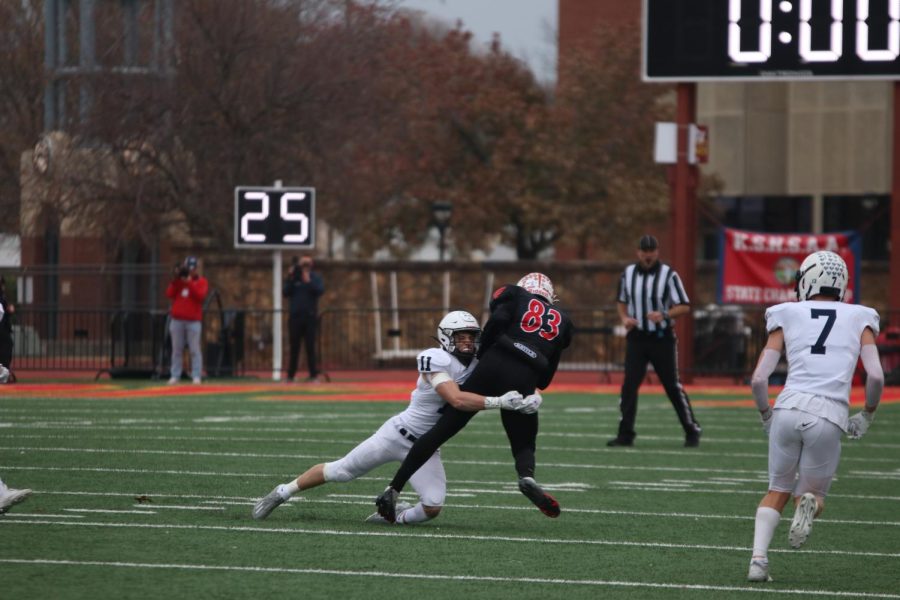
xmin=766 ymin=300 xmax=880 ymax=404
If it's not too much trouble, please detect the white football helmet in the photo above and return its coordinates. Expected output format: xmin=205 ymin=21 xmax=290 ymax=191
xmin=517 ymin=272 xmax=557 ymax=304
xmin=796 ymin=250 xmax=848 ymax=301
xmin=437 ymin=311 xmax=481 ymax=358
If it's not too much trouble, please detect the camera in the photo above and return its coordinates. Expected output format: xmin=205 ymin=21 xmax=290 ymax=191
xmin=175 ymin=263 xmax=189 ymax=278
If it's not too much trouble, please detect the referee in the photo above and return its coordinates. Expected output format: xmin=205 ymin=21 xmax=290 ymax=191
xmin=607 ymin=235 xmax=702 ymax=447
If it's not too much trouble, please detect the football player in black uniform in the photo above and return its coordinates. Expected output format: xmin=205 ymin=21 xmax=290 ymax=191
xmin=376 ymin=272 xmax=574 ymax=521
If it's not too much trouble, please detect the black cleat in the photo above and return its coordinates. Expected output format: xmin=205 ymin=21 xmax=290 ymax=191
xmin=606 ymin=437 xmax=633 ymax=447
xmin=685 ymin=430 xmax=702 ymax=447
xmin=375 ymin=486 xmax=399 ymax=523
xmin=518 ymin=477 xmax=560 ymax=518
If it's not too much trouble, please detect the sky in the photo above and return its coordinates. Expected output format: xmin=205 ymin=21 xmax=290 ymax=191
xmin=395 ymin=0 xmax=558 ymax=83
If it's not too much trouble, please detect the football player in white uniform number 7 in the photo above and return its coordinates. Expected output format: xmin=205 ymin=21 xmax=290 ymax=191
xmin=746 ymin=251 xmax=883 ymax=583
xmin=252 ymin=310 xmax=541 ymax=524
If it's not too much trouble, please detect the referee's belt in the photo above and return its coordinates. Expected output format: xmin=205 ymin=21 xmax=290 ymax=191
xmin=629 ymin=328 xmax=673 ymax=339
xmin=397 ymin=427 xmax=418 ymax=443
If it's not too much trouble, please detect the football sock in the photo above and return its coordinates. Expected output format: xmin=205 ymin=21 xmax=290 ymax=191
xmin=752 ymin=506 xmax=781 ymax=558
xmin=277 ymin=480 xmax=300 ymax=500
xmin=395 ymin=503 xmax=430 ymax=524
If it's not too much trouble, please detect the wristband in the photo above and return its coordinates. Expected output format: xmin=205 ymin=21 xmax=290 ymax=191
xmin=483 ymin=396 xmax=500 ymax=410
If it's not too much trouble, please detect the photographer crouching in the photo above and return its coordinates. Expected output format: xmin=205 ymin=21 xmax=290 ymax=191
xmin=283 ymin=255 xmax=324 ymax=382
xmin=166 ymin=256 xmax=209 ymax=384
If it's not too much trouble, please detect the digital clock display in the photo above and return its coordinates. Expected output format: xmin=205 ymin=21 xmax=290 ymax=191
xmin=234 ymin=186 xmax=316 ymax=249
xmin=644 ymin=0 xmax=900 ymax=80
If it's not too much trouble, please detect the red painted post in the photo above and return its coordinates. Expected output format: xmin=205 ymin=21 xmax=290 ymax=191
xmin=672 ymin=83 xmax=698 ymax=382
xmin=890 ymin=82 xmax=900 ymax=322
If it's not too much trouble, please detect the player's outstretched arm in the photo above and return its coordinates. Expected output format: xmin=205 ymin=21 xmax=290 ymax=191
xmin=429 ymin=373 xmax=522 ymax=412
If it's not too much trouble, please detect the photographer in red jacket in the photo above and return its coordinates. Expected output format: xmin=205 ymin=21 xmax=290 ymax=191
xmin=165 ymin=256 xmax=208 ymax=384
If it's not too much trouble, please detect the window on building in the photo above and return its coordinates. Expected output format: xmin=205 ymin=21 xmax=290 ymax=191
xmin=823 ymin=195 xmax=889 ymax=261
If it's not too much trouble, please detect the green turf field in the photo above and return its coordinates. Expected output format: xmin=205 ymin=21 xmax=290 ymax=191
xmin=1 ymin=382 xmax=898 ymax=599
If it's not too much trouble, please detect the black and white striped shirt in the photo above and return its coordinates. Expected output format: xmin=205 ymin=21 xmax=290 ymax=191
xmin=616 ymin=262 xmax=690 ymax=333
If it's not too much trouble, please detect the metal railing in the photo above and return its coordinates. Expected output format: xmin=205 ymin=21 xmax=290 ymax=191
xmin=3 ymin=305 xmax=782 ymax=380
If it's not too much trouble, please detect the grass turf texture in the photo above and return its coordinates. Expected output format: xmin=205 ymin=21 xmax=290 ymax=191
xmin=1 ymin=381 xmax=898 ymax=599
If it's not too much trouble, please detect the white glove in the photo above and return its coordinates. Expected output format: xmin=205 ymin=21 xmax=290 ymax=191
xmin=517 ymin=392 xmax=543 ymax=414
xmin=483 ymin=390 xmax=523 ymax=410
xmin=760 ymin=408 xmax=773 ymax=436
xmin=847 ymin=410 xmax=874 ymax=440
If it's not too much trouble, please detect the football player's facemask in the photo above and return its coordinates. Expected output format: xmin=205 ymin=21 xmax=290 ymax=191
xmin=517 ymin=272 xmax=558 ymax=304
xmin=437 ymin=310 xmax=481 ymax=364
xmin=795 ymin=250 xmax=849 ymax=301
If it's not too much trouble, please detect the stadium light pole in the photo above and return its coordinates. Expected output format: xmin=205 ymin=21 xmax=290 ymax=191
xmin=431 ymin=201 xmax=453 ymax=261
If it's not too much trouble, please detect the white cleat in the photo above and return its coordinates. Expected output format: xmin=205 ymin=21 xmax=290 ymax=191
xmin=0 ymin=488 xmax=32 ymax=514
xmin=747 ymin=558 xmax=772 ymax=582
xmin=252 ymin=488 xmax=286 ymax=520
xmin=0 ymin=364 xmax=9 ymax=384
xmin=365 ymin=501 xmax=412 ymax=524
xmin=789 ymin=492 xmax=817 ymax=549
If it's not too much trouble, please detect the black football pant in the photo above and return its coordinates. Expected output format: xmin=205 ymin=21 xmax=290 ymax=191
xmin=617 ymin=330 xmax=700 ymax=442
xmin=287 ymin=314 xmax=318 ymax=380
xmin=388 ymin=350 xmax=540 ymax=492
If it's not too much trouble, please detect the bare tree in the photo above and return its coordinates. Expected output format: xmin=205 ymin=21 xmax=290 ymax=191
xmin=0 ymin=0 xmax=44 ymax=232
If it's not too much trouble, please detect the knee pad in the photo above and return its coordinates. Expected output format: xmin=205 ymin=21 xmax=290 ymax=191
xmin=322 ymin=461 xmax=353 ymax=483
xmin=423 ymin=505 xmax=442 ymax=519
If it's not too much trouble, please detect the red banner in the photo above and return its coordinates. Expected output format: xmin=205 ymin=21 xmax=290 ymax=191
xmin=719 ymin=228 xmax=861 ymax=305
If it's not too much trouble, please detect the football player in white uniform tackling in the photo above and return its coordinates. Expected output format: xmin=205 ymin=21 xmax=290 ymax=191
xmin=251 ymin=311 xmax=539 ymax=524
xmin=745 ymin=251 xmax=883 ymax=582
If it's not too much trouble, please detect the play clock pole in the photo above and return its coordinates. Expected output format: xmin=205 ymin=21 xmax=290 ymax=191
xmin=272 ymin=180 xmax=283 ymax=382
xmin=234 ymin=184 xmax=316 ymax=382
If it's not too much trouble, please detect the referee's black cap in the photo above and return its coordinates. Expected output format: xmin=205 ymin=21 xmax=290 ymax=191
xmin=638 ymin=235 xmax=659 ymax=251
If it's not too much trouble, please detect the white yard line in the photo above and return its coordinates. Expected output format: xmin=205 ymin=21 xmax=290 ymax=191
xmin=1 ymin=558 xmax=898 ymax=598
xmin=63 ymin=509 xmax=157 ymax=515
xmin=62 ymin=491 xmax=892 ymax=526
xmin=0 ymin=522 xmax=898 ymax=560
xmin=130 ymin=505 xmax=224 ymax=511
xmin=3 ymin=431 xmax=896 ymax=465
xmin=2 ymin=447 xmax=898 ymax=481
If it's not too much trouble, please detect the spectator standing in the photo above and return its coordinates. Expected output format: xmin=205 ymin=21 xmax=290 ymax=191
xmin=166 ymin=256 xmax=208 ymax=384
xmin=283 ymin=255 xmax=324 ymax=382
xmin=607 ymin=235 xmax=702 ymax=447
xmin=0 ymin=278 xmax=14 ymax=380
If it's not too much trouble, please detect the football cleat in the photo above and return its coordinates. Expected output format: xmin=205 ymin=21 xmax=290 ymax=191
xmin=375 ymin=486 xmax=400 ymax=523
xmin=606 ymin=437 xmax=633 ymax=447
xmin=252 ymin=487 xmax=286 ymax=521
xmin=0 ymin=487 xmax=32 ymax=514
xmin=747 ymin=558 xmax=772 ymax=582
xmin=0 ymin=364 xmax=9 ymax=384
xmin=365 ymin=501 xmax=412 ymax=524
xmin=518 ymin=477 xmax=560 ymax=518
xmin=789 ymin=492 xmax=817 ymax=548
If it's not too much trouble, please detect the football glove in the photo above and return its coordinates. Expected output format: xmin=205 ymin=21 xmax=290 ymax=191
xmin=847 ymin=410 xmax=874 ymax=440
xmin=517 ymin=392 xmax=543 ymax=414
xmin=483 ymin=390 xmax=523 ymax=410
xmin=760 ymin=408 xmax=773 ymax=436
